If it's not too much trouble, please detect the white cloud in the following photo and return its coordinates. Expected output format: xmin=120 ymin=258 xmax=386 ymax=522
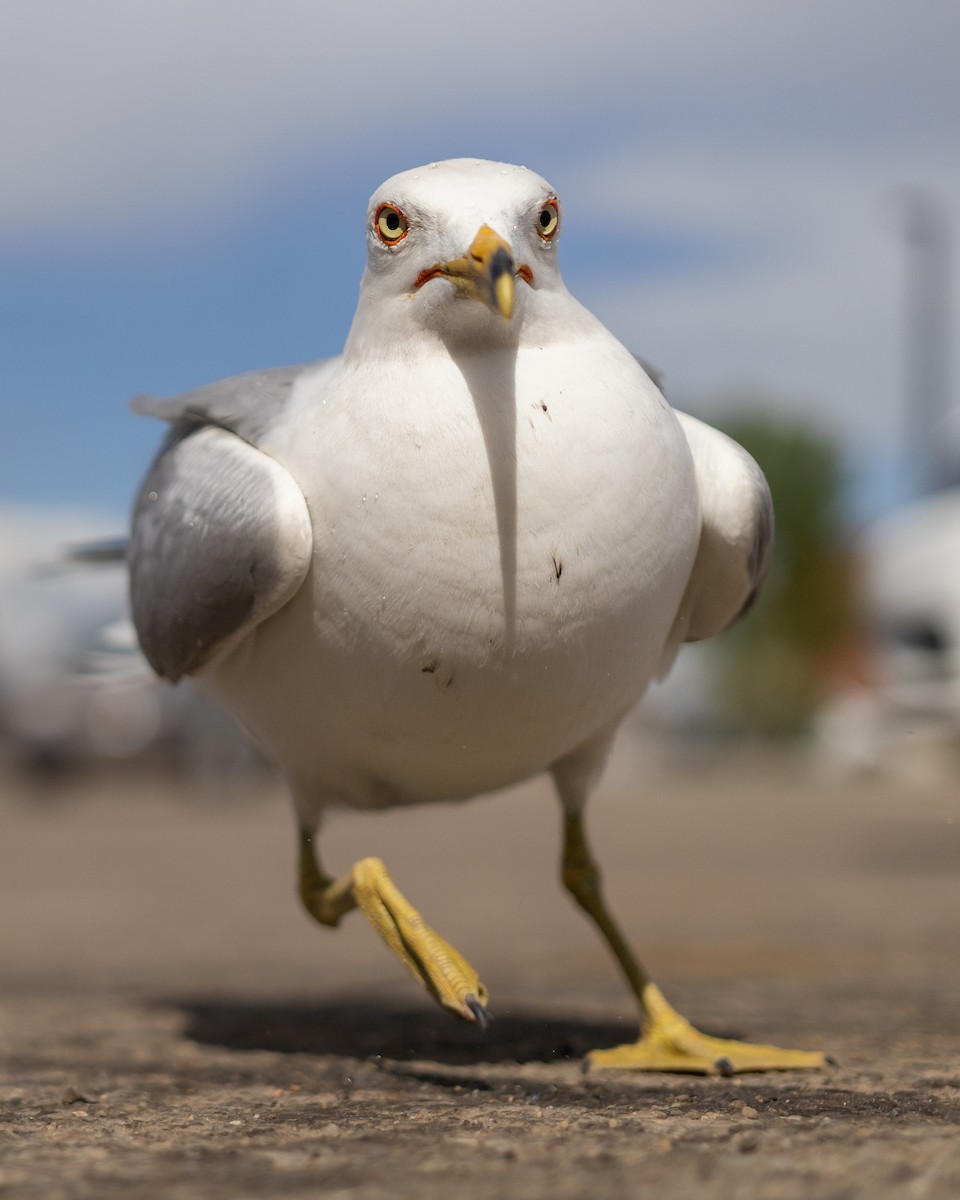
xmin=1 ymin=0 xmax=957 ymax=500
xmin=2 ymin=0 xmax=957 ymax=239
xmin=566 ymin=143 xmax=960 ymax=455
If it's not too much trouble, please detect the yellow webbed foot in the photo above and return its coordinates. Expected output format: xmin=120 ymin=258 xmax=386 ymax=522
xmin=556 ymin=810 xmax=828 ymax=1076
xmin=352 ymin=857 xmax=489 ymax=1024
xmin=588 ymin=984 xmax=826 ymax=1075
xmin=298 ymin=833 xmax=489 ymax=1025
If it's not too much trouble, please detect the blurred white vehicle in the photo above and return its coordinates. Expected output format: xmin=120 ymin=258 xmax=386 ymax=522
xmin=862 ymin=487 xmax=960 ymax=724
xmin=0 ymin=505 xmax=260 ymax=778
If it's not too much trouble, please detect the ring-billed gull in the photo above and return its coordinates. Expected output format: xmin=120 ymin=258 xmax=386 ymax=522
xmin=129 ymin=158 xmax=824 ymax=1074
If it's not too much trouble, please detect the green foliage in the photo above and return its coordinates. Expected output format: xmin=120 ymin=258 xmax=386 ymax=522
xmin=708 ymin=411 xmax=855 ymax=737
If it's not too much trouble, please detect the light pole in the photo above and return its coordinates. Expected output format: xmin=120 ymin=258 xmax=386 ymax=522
xmin=901 ymin=191 xmax=952 ymax=496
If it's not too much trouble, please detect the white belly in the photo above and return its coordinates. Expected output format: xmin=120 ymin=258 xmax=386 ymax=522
xmin=210 ymin=336 xmax=700 ymax=809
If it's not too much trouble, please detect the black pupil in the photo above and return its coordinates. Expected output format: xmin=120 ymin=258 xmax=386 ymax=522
xmin=385 ymin=211 xmax=400 ymax=231
xmin=540 ymin=209 xmax=552 ymax=227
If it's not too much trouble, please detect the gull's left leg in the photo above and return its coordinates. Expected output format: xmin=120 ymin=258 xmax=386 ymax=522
xmin=552 ymin=740 xmax=826 ymax=1074
xmin=297 ymin=828 xmax=489 ymax=1024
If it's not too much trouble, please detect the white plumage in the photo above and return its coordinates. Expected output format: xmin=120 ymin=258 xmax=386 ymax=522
xmin=129 ymin=159 xmax=822 ymax=1074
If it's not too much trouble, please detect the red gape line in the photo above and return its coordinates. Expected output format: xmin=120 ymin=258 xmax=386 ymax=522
xmin=414 ymin=267 xmax=444 ymax=289
xmin=414 ymin=264 xmax=535 ymax=290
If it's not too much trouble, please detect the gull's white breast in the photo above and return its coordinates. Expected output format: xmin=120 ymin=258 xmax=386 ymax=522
xmin=211 ymin=326 xmax=700 ymax=808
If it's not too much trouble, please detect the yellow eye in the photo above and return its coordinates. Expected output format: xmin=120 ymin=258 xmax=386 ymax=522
xmin=536 ymin=198 xmax=559 ymax=241
xmin=375 ymin=203 xmax=409 ymax=245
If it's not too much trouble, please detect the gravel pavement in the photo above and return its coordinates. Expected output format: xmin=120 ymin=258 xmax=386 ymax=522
xmin=2 ymin=738 xmax=958 ymax=1198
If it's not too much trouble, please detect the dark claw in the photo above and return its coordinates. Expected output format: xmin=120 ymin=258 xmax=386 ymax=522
xmin=465 ymin=994 xmax=492 ymax=1031
xmin=715 ymin=1056 xmax=736 ymax=1077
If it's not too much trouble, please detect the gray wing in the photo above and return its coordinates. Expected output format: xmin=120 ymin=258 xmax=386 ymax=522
xmin=661 ymin=411 xmax=773 ymax=668
xmin=129 ymin=424 xmax=312 ymax=682
xmin=130 ymin=360 xmax=331 ymax=445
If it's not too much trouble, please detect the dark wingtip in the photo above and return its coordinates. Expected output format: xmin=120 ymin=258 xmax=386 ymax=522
xmin=65 ymin=538 xmax=129 ymax=565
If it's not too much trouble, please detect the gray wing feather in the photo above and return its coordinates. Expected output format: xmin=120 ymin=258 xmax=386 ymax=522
xmin=733 ymin=461 xmax=774 ymax=624
xmin=129 ymin=424 xmax=312 ymax=682
xmin=660 ymin=411 xmax=774 ymax=672
xmin=130 ymin=361 xmax=328 ymax=445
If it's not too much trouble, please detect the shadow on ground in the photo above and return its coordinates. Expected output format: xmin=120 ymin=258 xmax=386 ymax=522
xmin=175 ymin=996 xmax=636 ymax=1065
xmin=166 ymin=996 xmax=960 ymax=1124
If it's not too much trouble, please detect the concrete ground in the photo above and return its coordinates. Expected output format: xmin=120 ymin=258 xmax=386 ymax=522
xmin=1 ymin=734 xmax=958 ymax=1199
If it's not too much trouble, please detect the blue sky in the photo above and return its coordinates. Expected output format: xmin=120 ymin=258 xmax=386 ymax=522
xmin=2 ymin=0 xmax=958 ymax=526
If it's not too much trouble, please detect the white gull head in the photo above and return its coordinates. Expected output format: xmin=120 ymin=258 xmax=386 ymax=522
xmin=347 ymin=158 xmax=568 ymax=352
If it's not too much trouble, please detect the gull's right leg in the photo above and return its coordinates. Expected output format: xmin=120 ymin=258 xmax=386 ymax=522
xmin=297 ymin=828 xmax=489 ymax=1025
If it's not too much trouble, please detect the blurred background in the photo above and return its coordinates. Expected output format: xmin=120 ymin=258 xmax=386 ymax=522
xmin=1 ymin=0 xmax=959 ymax=785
